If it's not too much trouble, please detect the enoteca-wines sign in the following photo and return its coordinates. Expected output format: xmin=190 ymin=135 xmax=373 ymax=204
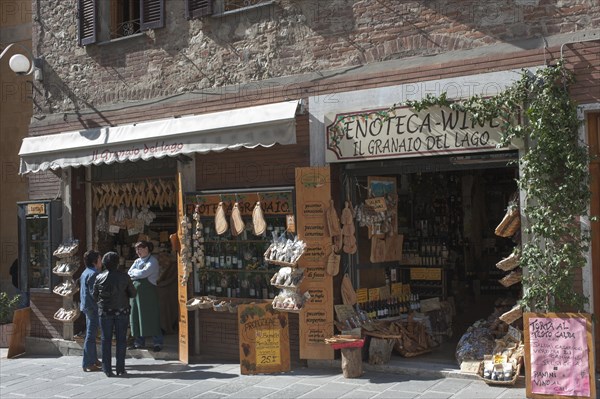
xmin=325 ymin=105 xmax=519 ymax=163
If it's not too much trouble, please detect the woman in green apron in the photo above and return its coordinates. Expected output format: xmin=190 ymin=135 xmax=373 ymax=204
xmin=128 ymin=241 xmax=163 ymax=351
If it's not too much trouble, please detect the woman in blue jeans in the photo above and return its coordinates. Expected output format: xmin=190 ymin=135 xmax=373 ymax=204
xmin=93 ymin=252 xmax=136 ymax=377
xmin=80 ymin=250 xmax=102 ymax=372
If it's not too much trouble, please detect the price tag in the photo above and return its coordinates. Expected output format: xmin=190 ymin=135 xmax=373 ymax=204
xmin=356 ymin=288 xmax=368 ymax=303
xmin=365 ymin=197 xmax=387 ymax=212
xmin=368 ymin=288 xmax=380 ymax=301
xmin=255 ymin=329 xmax=280 ymax=366
xmin=410 ymin=267 xmax=442 ymax=281
xmin=391 ymin=283 xmax=402 ymax=298
xmin=286 ymin=214 xmax=296 ymax=233
xmin=26 ymin=203 xmax=45 ymax=215
xmin=108 ymin=225 xmax=121 ymax=234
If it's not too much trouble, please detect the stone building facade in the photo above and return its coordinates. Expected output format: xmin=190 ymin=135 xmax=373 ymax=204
xmin=20 ymin=0 xmax=600 ymax=362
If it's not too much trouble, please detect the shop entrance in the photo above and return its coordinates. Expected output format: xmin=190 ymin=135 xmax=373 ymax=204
xmin=84 ymin=158 xmax=180 ymax=340
xmin=342 ymin=152 xmax=521 ymax=363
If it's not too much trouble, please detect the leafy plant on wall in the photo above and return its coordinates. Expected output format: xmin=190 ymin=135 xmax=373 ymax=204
xmin=396 ymin=60 xmax=593 ymax=313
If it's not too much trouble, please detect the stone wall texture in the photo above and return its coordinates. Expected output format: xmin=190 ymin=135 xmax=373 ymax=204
xmin=31 ymin=0 xmax=600 ymax=115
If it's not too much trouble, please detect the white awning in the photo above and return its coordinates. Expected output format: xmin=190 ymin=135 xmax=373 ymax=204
xmin=19 ymin=100 xmax=300 ymax=174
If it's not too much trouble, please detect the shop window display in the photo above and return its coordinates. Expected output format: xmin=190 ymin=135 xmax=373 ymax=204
xmin=186 ymin=191 xmax=296 ymax=302
xmin=343 ymin=165 xmax=521 ymax=360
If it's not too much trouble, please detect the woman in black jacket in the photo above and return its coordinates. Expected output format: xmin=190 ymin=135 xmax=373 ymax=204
xmin=93 ymin=252 xmax=136 ymax=377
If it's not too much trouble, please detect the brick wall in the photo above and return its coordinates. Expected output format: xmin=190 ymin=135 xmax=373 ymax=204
xmin=29 ymin=292 xmax=63 ymax=339
xmin=30 ymin=0 xmax=600 ymax=116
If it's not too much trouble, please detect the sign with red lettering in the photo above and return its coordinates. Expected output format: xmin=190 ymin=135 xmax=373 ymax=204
xmin=325 ymin=105 xmax=520 ymax=162
xmin=524 ymin=312 xmax=596 ymax=399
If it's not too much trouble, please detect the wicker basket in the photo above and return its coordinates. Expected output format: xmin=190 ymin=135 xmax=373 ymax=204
xmin=52 ymin=285 xmax=79 ymax=297
xmin=496 ymin=251 xmax=520 ymax=272
xmin=495 ymin=207 xmax=521 ymax=238
xmin=186 ymin=297 xmax=201 ymax=311
xmin=499 ymin=270 xmax=522 ymax=288
xmin=499 ymin=304 xmax=523 ymax=325
xmin=263 ymin=245 xmax=303 ymax=268
xmin=53 ymin=308 xmax=80 ymax=322
xmin=479 ymin=360 xmax=522 ymax=386
xmin=213 ymin=301 xmax=229 ymax=312
xmin=52 ymin=263 xmax=79 ymax=276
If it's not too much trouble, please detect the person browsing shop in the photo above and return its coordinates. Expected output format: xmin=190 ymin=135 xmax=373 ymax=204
xmin=128 ymin=240 xmax=163 ymax=352
xmin=80 ymin=250 xmax=102 ymax=372
xmin=93 ymin=252 xmax=137 ymax=377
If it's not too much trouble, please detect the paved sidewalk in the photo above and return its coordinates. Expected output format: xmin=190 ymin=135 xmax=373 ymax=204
xmin=0 ymin=350 xmax=529 ymax=399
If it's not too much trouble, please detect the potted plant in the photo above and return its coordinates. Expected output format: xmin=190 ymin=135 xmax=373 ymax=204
xmin=0 ymin=291 xmax=21 ymax=347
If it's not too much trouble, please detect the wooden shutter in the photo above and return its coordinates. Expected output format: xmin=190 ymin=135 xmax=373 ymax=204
xmin=185 ymin=0 xmax=213 ymax=19
xmin=78 ymin=0 xmax=97 ymax=46
xmin=140 ymin=0 xmax=165 ymax=31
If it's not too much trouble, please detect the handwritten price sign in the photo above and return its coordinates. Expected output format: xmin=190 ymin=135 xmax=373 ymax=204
xmin=256 ymin=329 xmax=281 ymax=366
xmin=524 ymin=313 xmax=596 ymax=399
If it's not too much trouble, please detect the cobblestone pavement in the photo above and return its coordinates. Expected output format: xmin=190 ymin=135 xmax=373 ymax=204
xmin=0 ymin=350 xmax=532 ymax=399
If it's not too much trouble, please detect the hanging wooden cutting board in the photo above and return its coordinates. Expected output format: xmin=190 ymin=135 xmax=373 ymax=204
xmin=385 ymin=234 xmax=404 ymax=262
xmin=326 ymin=200 xmax=341 ymax=237
xmin=370 ymin=235 xmax=387 ymax=263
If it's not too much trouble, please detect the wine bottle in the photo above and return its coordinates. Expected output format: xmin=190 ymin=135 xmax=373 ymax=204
xmin=260 ymin=276 xmax=268 ymax=299
xmin=248 ymin=279 xmax=256 ymax=298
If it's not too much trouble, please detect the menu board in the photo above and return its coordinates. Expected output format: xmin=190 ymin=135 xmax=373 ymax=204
xmin=524 ymin=312 xmax=596 ymax=399
xmin=295 ymin=167 xmax=334 ymax=360
xmin=238 ymin=303 xmax=290 ymax=375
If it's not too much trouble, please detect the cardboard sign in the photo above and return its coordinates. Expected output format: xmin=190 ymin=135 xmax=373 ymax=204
xmin=410 ymin=267 xmax=442 ymax=281
xmin=368 ymin=288 xmax=380 ymax=301
xmin=186 ymin=191 xmax=293 ymax=216
xmin=365 ymin=197 xmax=387 ymax=212
xmin=356 ymin=288 xmax=368 ymax=304
xmin=524 ymin=312 xmax=596 ymax=399
xmin=238 ymin=303 xmax=290 ymax=375
xmin=391 ymin=283 xmax=403 ymax=298
xmin=26 ymin=203 xmax=45 ymax=215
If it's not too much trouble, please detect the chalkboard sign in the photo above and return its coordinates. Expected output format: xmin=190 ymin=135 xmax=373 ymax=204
xmin=524 ymin=312 xmax=596 ymax=399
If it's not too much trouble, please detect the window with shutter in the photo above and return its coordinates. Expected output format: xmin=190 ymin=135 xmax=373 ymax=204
xmin=185 ymin=0 xmax=212 ymax=19
xmin=212 ymin=0 xmax=275 ymax=17
xmin=140 ymin=0 xmax=165 ymax=31
xmin=78 ymin=0 xmax=165 ymax=45
xmin=78 ymin=0 xmax=97 ymax=46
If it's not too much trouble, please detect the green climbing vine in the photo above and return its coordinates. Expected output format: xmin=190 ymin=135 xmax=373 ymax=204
xmin=400 ymin=61 xmax=593 ymax=313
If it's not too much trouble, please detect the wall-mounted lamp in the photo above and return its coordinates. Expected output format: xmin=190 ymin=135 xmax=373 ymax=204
xmin=0 ymin=43 xmax=43 ymax=81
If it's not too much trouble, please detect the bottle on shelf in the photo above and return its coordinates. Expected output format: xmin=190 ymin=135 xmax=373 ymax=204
xmin=261 ymin=275 xmax=269 ymax=299
xmin=248 ymin=278 xmax=256 ymax=298
xmin=215 ymin=275 xmax=224 ymax=296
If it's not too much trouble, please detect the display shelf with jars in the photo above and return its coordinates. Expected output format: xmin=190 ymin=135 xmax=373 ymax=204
xmin=186 ymin=190 xmax=294 ymax=300
xmin=18 ymin=200 xmax=62 ymax=292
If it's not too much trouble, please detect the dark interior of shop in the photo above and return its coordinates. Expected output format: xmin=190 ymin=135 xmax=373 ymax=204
xmin=347 ymin=159 xmax=521 ymax=362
